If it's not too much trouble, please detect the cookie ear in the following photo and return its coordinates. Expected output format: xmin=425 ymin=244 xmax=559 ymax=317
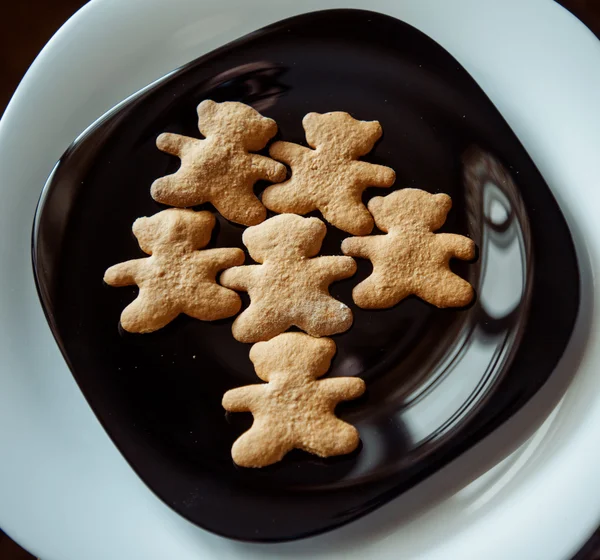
xmin=192 ymin=209 xmax=215 ymax=229
xmin=367 ymin=196 xmax=384 ymax=218
xmin=367 ymin=195 xmax=392 ymax=231
xmin=434 ymin=192 xmax=452 ymax=211
xmin=430 ymin=193 xmax=452 ymax=230
xmin=241 ymin=222 xmax=268 ymax=262
xmin=308 ymin=336 xmax=337 ymax=378
xmin=303 ymin=217 xmax=327 ymax=257
xmin=197 ymin=99 xmax=217 ymax=117
xmin=249 ymin=340 xmax=272 ymax=381
xmin=243 ymin=114 xmax=278 ymax=151
xmin=302 ymin=112 xmax=323 ymax=148
xmin=197 ymin=99 xmax=219 ymax=134
xmin=363 ymin=120 xmax=383 ymax=145
xmin=188 ymin=210 xmax=216 ymax=248
xmin=302 ymin=112 xmax=320 ymax=129
xmin=132 ymin=215 xmax=159 ymax=254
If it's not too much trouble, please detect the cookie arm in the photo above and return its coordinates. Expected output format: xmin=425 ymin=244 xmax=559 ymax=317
xmin=222 ymin=385 xmax=264 ymax=412
xmin=104 ymin=259 xmax=145 ymax=286
xmin=199 ymin=248 xmax=245 ymax=272
xmin=341 ymin=236 xmax=379 ymax=260
xmin=353 ymin=161 xmax=396 ymax=188
xmin=156 ymin=132 xmax=195 ymax=157
xmin=269 ymin=141 xmax=310 ymax=165
xmin=312 ymin=256 xmax=357 ymax=281
xmin=220 ymin=265 xmax=259 ymax=291
xmin=250 ymin=154 xmax=287 ymax=183
xmin=319 ymin=377 xmax=366 ymax=403
xmin=437 ymin=234 xmax=476 ymax=261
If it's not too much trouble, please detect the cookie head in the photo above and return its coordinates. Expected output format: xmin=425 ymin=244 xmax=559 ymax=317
xmin=249 ymin=333 xmax=337 ymax=382
xmin=133 ymin=209 xmax=215 ymax=254
xmin=197 ymin=99 xmax=278 ymax=151
xmin=368 ymin=189 xmax=452 ymax=232
xmin=303 ymin=112 xmax=382 ymax=157
xmin=242 ymin=214 xmax=326 ymax=262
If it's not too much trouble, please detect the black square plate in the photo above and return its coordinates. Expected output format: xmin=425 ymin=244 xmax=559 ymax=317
xmin=32 ymin=9 xmax=579 ymax=542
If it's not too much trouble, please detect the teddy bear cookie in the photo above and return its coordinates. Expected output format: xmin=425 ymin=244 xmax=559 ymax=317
xmin=220 ymin=213 xmax=357 ymax=343
xmin=341 ymin=188 xmax=475 ymax=309
xmin=151 ymin=100 xmax=286 ymax=226
xmin=104 ymin=209 xmax=244 ymax=333
xmin=222 ymin=332 xmax=365 ymax=468
xmin=262 ymin=111 xmax=396 ymax=235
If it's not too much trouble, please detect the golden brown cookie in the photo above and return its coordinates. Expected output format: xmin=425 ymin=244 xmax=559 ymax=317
xmin=220 ymin=213 xmax=356 ymax=343
xmin=262 ymin=111 xmax=395 ymax=235
xmin=104 ymin=209 xmax=244 ymax=333
xmin=222 ymin=332 xmax=365 ymax=468
xmin=341 ymin=188 xmax=475 ymax=309
xmin=151 ymin=100 xmax=286 ymax=226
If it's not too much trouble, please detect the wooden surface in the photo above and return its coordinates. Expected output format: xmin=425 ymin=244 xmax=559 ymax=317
xmin=0 ymin=1 xmax=598 ymax=558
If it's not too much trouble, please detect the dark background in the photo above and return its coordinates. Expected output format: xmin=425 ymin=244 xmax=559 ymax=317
xmin=0 ymin=0 xmax=598 ymax=558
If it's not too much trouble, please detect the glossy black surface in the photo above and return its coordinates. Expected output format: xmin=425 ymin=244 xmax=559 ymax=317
xmin=32 ymin=9 xmax=579 ymax=542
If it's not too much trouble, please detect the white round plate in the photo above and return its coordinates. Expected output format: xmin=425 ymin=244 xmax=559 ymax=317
xmin=1 ymin=0 xmax=600 ymax=559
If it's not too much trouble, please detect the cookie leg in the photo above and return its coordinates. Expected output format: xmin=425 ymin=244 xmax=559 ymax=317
xmin=185 ymin=285 xmax=241 ymax=322
xmin=352 ymin=275 xmax=407 ymax=309
xmin=322 ymin=202 xmax=374 ymax=236
xmin=231 ymin=304 xmax=288 ymax=343
xmin=156 ymin=132 xmax=192 ymax=156
xmin=261 ymin=180 xmax=315 ymax=215
xmin=212 ymin=189 xmax=266 ymax=227
xmin=151 ymin=174 xmax=200 ymax=207
xmin=297 ymin=298 xmax=353 ymax=337
xmin=120 ymin=293 xmax=180 ymax=333
xmin=251 ymin=154 xmax=287 ymax=183
xmin=231 ymin=426 xmax=290 ymax=468
xmin=303 ymin=420 xmax=360 ymax=458
xmin=416 ymin=272 xmax=474 ymax=308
